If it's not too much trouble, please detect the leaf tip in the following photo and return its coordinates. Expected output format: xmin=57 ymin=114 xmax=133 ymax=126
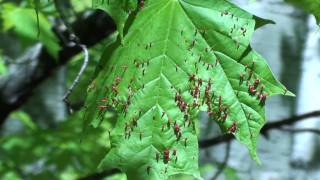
xmin=248 ymin=148 xmax=262 ymax=165
xmin=283 ymin=89 xmax=295 ymax=97
xmin=254 ymin=15 xmax=275 ymax=29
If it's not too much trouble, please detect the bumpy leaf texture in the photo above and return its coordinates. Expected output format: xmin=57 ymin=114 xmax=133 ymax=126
xmin=85 ymin=0 xmax=293 ymax=179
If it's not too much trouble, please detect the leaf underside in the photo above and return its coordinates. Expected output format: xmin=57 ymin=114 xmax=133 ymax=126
xmin=85 ymin=0 xmax=293 ymax=179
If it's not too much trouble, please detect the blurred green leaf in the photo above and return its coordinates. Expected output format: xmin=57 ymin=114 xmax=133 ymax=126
xmin=1 ymin=3 xmax=60 ymax=58
xmin=199 ymin=163 xmax=240 ymax=180
xmin=0 ymin=111 xmax=111 ymax=179
xmin=199 ymin=164 xmax=215 ymax=175
xmin=10 ymin=111 xmax=37 ymax=131
xmin=285 ymin=0 xmax=320 ymax=24
xmin=0 ymin=54 xmax=6 ymax=75
xmin=71 ymin=0 xmax=91 ymax=12
xmin=224 ymin=167 xmax=240 ymax=180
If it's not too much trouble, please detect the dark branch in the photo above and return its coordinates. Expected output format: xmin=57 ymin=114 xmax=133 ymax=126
xmin=279 ymin=127 xmax=320 ymax=134
xmin=262 ymin=110 xmax=320 ymax=130
xmin=199 ymin=134 xmax=233 ymax=149
xmin=199 ymin=110 xmax=320 ymax=148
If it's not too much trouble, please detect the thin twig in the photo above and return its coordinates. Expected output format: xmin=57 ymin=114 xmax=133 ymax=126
xmin=263 ymin=110 xmax=320 ymax=130
xmin=62 ymin=44 xmax=89 ymax=113
xmin=199 ymin=110 xmax=320 ymax=148
xmin=53 ymin=0 xmax=89 ymax=113
xmin=212 ymin=142 xmax=231 ymax=180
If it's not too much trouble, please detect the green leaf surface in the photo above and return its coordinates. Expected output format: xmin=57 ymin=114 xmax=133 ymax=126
xmin=84 ymin=0 xmax=292 ymax=179
xmin=285 ymin=0 xmax=320 ymax=24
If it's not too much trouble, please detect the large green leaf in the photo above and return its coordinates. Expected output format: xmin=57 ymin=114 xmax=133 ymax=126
xmin=286 ymin=0 xmax=320 ymax=24
xmin=86 ymin=0 xmax=293 ymax=179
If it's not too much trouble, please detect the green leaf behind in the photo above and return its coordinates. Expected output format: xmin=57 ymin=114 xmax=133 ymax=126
xmin=286 ymin=0 xmax=320 ymax=24
xmin=1 ymin=3 xmax=60 ymax=58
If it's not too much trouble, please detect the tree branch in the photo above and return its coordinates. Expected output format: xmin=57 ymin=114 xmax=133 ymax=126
xmin=199 ymin=110 xmax=320 ymax=148
xmin=262 ymin=110 xmax=320 ymax=130
xmin=279 ymin=127 xmax=320 ymax=134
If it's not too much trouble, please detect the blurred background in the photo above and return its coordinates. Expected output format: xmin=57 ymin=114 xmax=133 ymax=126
xmin=0 ymin=0 xmax=319 ymax=179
